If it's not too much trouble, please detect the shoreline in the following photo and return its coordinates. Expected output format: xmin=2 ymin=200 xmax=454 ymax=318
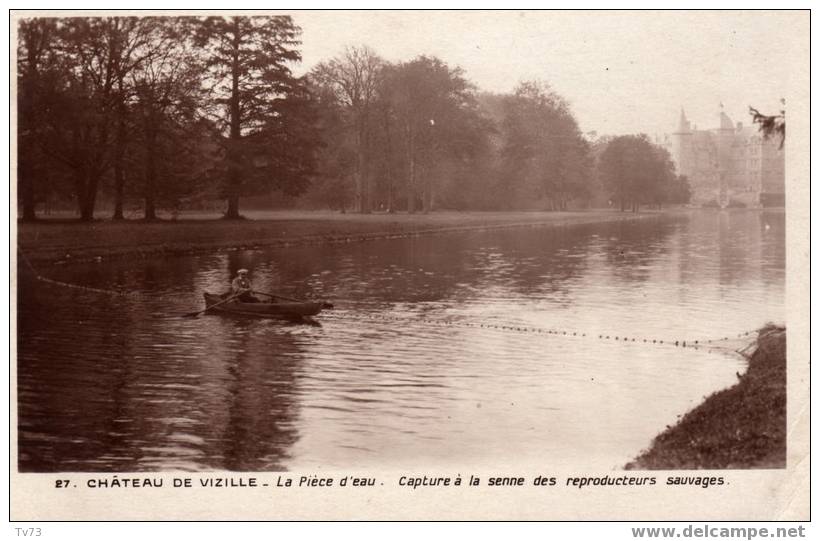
xmin=626 ymin=324 xmax=786 ymax=470
xmin=17 ymin=209 xmax=666 ymax=267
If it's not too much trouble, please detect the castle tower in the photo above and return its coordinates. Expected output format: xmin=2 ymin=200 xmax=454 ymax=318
xmin=670 ymin=108 xmax=693 ymax=178
xmin=715 ymin=104 xmax=735 ymax=206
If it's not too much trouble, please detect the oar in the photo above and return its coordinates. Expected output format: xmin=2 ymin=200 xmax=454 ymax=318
xmin=182 ymin=293 xmax=240 ymax=318
xmin=252 ymin=290 xmax=334 ymax=309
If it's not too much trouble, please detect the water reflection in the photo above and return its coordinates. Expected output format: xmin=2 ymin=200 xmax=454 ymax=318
xmin=17 ymin=210 xmax=784 ymax=471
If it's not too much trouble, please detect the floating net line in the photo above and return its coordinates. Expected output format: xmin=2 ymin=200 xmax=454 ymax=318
xmin=17 ymin=250 xmax=195 ymax=304
xmin=17 ymin=249 xmax=760 ymax=357
xmin=319 ymin=311 xmax=758 ymax=357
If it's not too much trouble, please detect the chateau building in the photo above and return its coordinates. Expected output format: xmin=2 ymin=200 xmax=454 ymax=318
xmin=663 ymin=108 xmax=784 ymax=207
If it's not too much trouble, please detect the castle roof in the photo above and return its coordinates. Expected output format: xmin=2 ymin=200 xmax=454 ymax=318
xmin=676 ymin=108 xmax=691 ymax=134
xmin=719 ymin=111 xmax=734 ymax=131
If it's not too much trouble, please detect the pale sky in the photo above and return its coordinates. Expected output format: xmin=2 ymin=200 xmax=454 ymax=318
xmin=290 ymin=10 xmax=806 ymax=137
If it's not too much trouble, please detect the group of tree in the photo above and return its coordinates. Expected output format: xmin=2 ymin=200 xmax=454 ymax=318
xmin=17 ymin=15 xmax=690 ymax=222
xmin=308 ymin=49 xmax=494 ymax=213
xmin=494 ymin=82 xmax=594 ymax=210
xmin=17 ymin=15 xmax=314 ymax=222
xmin=596 ymin=134 xmax=690 ymax=212
xmin=307 ymin=52 xmax=689 ymax=214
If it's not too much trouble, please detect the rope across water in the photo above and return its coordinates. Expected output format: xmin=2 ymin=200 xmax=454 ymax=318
xmin=319 ymin=311 xmax=758 ymax=357
xmin=18 ymin=249 xmax=759 ymax=357
xmin=18 ymin=250 xmax=194 ymax=303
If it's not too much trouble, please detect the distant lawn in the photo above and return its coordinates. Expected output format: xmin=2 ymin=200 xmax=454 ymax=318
xmin=17 ymin=209 xmax=652 ymax=265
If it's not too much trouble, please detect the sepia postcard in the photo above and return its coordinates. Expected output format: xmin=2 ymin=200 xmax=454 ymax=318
xmin=9 ymin=9 xmax=810 ymax=522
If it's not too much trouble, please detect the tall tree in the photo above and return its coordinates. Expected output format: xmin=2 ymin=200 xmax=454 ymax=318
xmin=498 ymin=81 xmax=593 ymax=210
xmin=597 ymin=134 xmax=676 ymax=212
xmin=129 ymin=17 xmax=204 ymax=220
xmin=303 ymin=80 xmax=356 ymax=211
xmin=17 ymin=18 xmax=58 ymax=221
xmin=38 ymin=17 xmax=152 ymax=221
xmin=106 ymin=18 xmax=156 ymax=220
xmin=371 ymin=89 xmax=401 ymax=212
xmin=665 ymin=174 xmax=692 ymax=206
xmin=424 ymin=90 xmax=495 ymax=211
xmin=17 ymin=17 xmax=171 ymax=221
xmin=195 ymin=16 xmax=305 ymax=219
xmin=381 ymin=56 xmax=476 ymax=213
xmin=312 ymin=46 xmax=383 ymax=213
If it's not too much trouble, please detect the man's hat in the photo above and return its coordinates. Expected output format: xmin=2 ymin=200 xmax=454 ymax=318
xmin=237 ymin=269 xmax=249 ymax=275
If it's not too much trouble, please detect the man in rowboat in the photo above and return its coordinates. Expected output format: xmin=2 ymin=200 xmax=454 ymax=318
xmin=231 ymin=269 xmax=261 ymax=303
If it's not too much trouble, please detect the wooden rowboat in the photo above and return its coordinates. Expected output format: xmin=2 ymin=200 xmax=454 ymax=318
xmin=203 ymin=292 xmax=325 ymax=318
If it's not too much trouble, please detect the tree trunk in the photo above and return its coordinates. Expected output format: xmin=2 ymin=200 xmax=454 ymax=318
xmin=224 ymin=28 xmax=243 ymax=220
xmin=21 ymin=193 xmax=37 ymax=221
xmin=422 ymin=172 xmax=433 ymax=214
xmin=354 ymin=173 xmax=363 ymax=213
xmin=83 ymin=100 xmax=110 ymax=222
xmin=113 ymin=168 xmax=125 ymax=220
xmin=76 ymin=168 xmax=99 ymax=222
xmin=143 ymin=125 xmax=157 ymax=221
xmin=19 ymin=161 xmax=37 ymax=221
xmin=81 ymin=181 xmax=100 ymax=222
xmin=112 ymin=117 xmax=125 ymax=219
xmin=384 ymin=112 xmax=394 ymax=213
xmin=407 ymin=161 xmax=416 ymax=213
xmin=112 ymin=81 xmax=127 ymax=220
xmin=79 ymin=184 xmax=97 ymax=221
xmin=76 ymin=121 xmax=109 ymax=222
xmin=407 ymin=124 xmax=416 ymax=214
xmin=225 ymin=195 xmax=241 ymax=219
xmin=355 ymin=112 xmax=372 ymax=214
xmin=20 ymin=192 xmax=37 ymax=221
xmin=364 ymin=116 xmax=373 ymax=214
xmin=20 ymin=35 xmax=40 ymax=222
xmin=80 ymin=204 xmax=94 ymax=221
xmin=354 ymin=144 xmax=362 ymax=213
xmin=421 ymin=162 xmax=430 ymax=214
xmin=144 ymin=190 xmax=156 ymax=220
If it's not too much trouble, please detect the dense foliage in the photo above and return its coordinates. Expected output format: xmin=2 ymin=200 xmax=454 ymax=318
xmin=597 ymin=135 xmax=689 ymax=212
xmin=749 ymin=103 xmax=785 ymax=149
xmin=17 ymin=15 xmax=687 ymax=221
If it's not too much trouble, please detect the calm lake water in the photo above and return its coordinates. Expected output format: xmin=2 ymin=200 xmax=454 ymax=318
xmin=17 ymin=210 xmax=785 ymax=472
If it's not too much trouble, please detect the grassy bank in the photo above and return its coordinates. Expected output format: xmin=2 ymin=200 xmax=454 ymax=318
xmin=626 ymin=324 xmax=786 ymax=470
xmin=17 ymin=209 xmax=658 ymax=265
